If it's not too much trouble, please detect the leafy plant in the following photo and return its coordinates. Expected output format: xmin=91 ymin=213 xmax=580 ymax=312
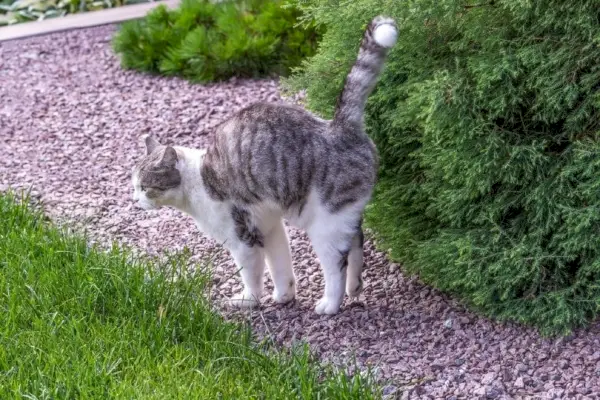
xmin=286 ymin=0 xmax=600 ymax=335
xmin=112 ymin=0 xmax=322 ymax=82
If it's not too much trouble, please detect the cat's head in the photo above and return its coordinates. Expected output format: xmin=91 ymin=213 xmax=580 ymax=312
xmin=131 ymin=135 xmax=183 ymax=210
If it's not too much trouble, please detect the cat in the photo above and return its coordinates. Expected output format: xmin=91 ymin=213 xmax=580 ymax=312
xmin=131 ymin=16 xmax=398 ymax=315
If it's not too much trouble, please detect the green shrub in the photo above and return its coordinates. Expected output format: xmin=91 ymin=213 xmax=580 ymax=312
xmin=112 ymin=0 xmax=322 ymax=82
xmin=287 ymin=0 xmax=600 ymax=334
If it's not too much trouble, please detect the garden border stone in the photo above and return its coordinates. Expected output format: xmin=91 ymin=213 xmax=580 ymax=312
xmin=0 ymin=0 xmax=179 ymax=42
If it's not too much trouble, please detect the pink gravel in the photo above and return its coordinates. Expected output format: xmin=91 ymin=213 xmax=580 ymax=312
xmin=2 ymin=26 xmax=600 ymax=399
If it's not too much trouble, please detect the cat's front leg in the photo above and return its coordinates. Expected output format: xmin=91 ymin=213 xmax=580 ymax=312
xmin=228 ymin=245 xmax=265 ymax=309
xmin=264 ymin=219 xmax=296 ymax=304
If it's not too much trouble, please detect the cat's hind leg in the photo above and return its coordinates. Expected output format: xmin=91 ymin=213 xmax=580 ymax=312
xmin=308 ymin=219 xmax=358 ymax=315
xmin=264 ymin=219 xmax=296 ymax=304
xmin=346 ymin=222 xmax=365 ymax=299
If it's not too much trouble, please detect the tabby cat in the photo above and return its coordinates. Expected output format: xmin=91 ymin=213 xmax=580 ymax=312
xmin=131 ymin=16 xmax=397 ymax=314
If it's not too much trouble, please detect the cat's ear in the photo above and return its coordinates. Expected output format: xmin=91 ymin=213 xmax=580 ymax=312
xmin=160 ymin=146 xmax=178 ymax=168
xmin=144 ymin=134 xmax=160 ymax=155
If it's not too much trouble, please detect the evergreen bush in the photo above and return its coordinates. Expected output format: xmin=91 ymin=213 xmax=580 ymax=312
xmin=112 ymin=0 xmax=321 ymax=82
xmin=287 ymin=0 xmax=600 ymax=334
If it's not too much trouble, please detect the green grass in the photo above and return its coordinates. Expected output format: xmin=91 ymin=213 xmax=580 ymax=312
xmin=0 ymin=192 xmax=381 ymax=399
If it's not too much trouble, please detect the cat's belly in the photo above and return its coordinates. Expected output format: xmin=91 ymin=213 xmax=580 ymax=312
xmin=284 ymin=189 xmax=320 ymax=230
xmin=194 ymin=221 xmax=229 ymax=245
xmin=192 ymin=208 xmax=236 ymax=246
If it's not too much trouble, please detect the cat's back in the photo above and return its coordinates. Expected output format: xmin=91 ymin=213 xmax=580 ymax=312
xmin=220 ymin=102 xmax=328 ymax=140
xmin=202 ymin=101 xmax=376 ymax=212
xmin=211 ymin=101 xmax=332 ymax=175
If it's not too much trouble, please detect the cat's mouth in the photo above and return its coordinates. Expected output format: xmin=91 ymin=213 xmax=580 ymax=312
xmin=135 ymin=201 xmax=158 ymax=211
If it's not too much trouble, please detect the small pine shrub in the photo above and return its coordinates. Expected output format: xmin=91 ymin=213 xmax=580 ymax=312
xmin=112 ymin=0 xmax=322 ymax=82
xmin=286 ymin=0 xmax=600 ymax=334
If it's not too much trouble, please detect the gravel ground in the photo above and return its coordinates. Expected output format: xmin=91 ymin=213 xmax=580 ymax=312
xmin=2 ymin=26 xmax=600 ymax=400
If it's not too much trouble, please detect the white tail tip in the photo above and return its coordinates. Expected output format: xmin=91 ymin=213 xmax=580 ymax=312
xmin=373 ymin=22 xmax=398 ymax=48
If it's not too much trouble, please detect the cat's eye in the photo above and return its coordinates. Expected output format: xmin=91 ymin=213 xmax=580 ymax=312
xmin=140 ymin=186 xmax=146 ymax=191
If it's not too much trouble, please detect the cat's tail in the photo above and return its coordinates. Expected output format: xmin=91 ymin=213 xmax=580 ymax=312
xmin=332 ymin=16 xmax=397 ymax=132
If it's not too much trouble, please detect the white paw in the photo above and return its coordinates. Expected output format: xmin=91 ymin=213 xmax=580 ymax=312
xmin=228 ymin=292 xmax=260 ymax=309
xmin=273 ymin=279 xmax=296 ymax=304
xmin=273 ymin=288 xmax=295 ymax=304
xmin=346 ymin=277 xmax=364 ymax=298
xmin=314 ymin=297 xmax=342 ymax=315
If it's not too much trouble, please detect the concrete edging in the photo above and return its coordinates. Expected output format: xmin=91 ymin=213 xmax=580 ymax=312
xmin=0 ymin=0 xmax=179 ymax=42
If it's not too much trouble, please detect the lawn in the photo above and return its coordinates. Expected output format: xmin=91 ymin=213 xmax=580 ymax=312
xmin=0 ymin=192 xmax=380 ymax=399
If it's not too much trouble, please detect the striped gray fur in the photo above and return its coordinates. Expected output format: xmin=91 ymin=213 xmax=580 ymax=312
xmin=231 ymin=205 xmax=264 ymax=248
xmin=201 ymin=102 xmax=379 ymax=217
xmin=135 ymin=146 xmax=181 ymax=199
xmin=199 ymin=17 xmax=397 ymax=229
xmin=332 ymin=16 xmax=397 ymax=132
